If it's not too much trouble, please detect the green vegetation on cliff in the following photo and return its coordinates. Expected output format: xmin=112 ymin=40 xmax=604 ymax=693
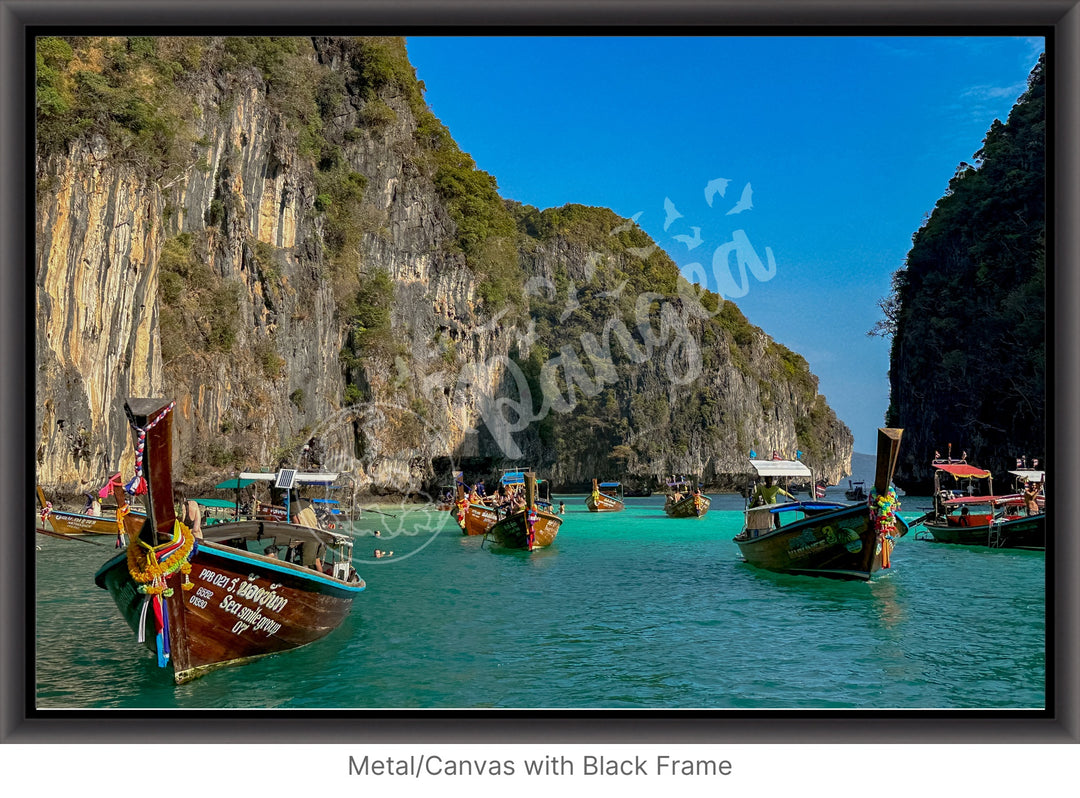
xmin=882 ymin=54 xmax=1045 ymax=487
xmin=36 ymin=35 xmax=852 ymax=489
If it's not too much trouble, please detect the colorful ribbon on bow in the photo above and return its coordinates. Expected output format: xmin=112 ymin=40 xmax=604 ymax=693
xmin=125 ymin=401 xmax=175 ymax=495
xmin=526 ymin=507 xmax=538 ymax=550
xmin=868 ymin=486 xmax=900 ymax=569
xmin=127 ymin=518 xmax=196 ymax=669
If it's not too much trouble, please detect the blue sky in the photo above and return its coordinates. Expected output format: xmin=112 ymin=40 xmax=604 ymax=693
xmin=405 ymin=36 xmax=1044 ymax=455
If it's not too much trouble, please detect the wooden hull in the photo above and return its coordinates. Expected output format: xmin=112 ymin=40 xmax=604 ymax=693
xmin=94 ymin=534 xmax=365 ymax=684
xmin=923 ymin=513 xmax=1044 ymax=550
xmin=44 ymin=507 xmax=146 ymax=536
xmin=457 ymin=502 xmax=500 ymax=536
xmin=665 ymin=495 xmax=710 ymax=518
xmin=488 ymin=508 xmax=562 ymax=550
xmin=734 ymin=504 xmax=910 ymax=581
xmin=586 ymin=492 xmax=624 ymax=512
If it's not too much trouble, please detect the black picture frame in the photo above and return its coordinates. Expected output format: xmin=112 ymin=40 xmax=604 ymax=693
xmin=4 ymin=0 xmax=1077 ymax=745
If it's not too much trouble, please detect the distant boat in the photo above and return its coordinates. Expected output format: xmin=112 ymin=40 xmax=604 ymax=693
xmin=585 ymin=479 xmax=624 ymax=512
xmin=487 ymin=470 xmax=562 ymax=551
xmin=733 ymin=428 xmax=908 ymax=581
xmin=844 ymin=480 xmax=867 ymax=502
xmin=451 ymin=471 xmax=502 ymax=537
xmin=94 ymin=398 xmax=366 ymax=684
xmin=663 ymin=477 xmax=710 ymax=518
xmin=36 ymin=482 xmax=146 ymax=539
xmin=917 ymin=460 xmax=1045 ymax=550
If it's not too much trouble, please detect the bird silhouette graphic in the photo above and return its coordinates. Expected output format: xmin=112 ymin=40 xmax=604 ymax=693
xmin=597 ymin=279 xmax=629 ymax=300
xmin=627 ymin=244 xmax=658 ymax=259
xmin=704 ymin=178 xmax=731 ymax=207
xmin=726 ymin=183 xmax=753 ymax=215
xmin=663 ymin=197 xmax=683 ymax=231
xmin=559 ymin=281 xmax=580 ymax=322
xmin=611 ymin=211 xmax=644 ymax=236
xmin=673 ymin=226 xmax=703 ymax=250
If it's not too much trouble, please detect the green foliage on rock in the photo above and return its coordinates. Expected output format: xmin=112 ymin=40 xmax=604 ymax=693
xmin=884 ymin=53 xmax=1045 ymax=488
xmin=35 ymin=36 xmax=195 ymax=178
xmin=157 ymin=233 xmax=243 ymax=363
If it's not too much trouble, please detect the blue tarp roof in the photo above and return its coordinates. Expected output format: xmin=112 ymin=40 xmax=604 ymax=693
xmin=599 ymin=482 xmax=621 ymax=487
xmin=760 ymin=501 xmax=847 ymax=514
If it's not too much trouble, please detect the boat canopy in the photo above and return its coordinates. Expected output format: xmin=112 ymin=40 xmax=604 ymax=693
xmin=599 ymin=482 xmax=621 ymax=488
xmin=239 ymin=469 xmax=341 ymax=485
xmin=933 ymin=463 xmax=991 ymax=478
xmin=749 ymin=459 xmax=812 ymax=478
xmin=192 ymin=498 xmax=237 ymax=508
xmin=214 ymin=478 xmax=256 ymax=489
xmin=1009 ymin=470 xmax=1046 ymax=482
xmin=942 ymin=495 xmax=999 ymax=506
xmin=744 ymin=500 xmax=846 ymax=515
xmin=499 ymin=471 xmax=544 ymax=485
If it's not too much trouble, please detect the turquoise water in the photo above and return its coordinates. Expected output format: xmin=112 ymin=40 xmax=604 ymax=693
xmin=34 ymin=492 xmax=1045 ymax=709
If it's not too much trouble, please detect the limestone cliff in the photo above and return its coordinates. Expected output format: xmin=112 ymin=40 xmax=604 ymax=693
xmin=35 ymin=36 xmax=852 ymax=499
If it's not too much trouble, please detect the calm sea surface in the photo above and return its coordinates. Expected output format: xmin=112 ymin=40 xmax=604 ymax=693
xmin=33 ymin=491 xmax=1045 ymax=709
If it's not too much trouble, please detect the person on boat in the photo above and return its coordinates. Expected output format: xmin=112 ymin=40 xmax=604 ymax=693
xmin=83 ymin=494 xmax=102 ymax=516
xmin=958 ymin=505 xmax=971 ymax=526
xmin=182 ymin=498 xmax=203 ymax=539
xmin=751 ymin=477 xmax=794 ymax=527
xmin=1023 ymin=481 xmax=1041 ymax=516
xmin=751 ymin=476 xmax=794 ymax=507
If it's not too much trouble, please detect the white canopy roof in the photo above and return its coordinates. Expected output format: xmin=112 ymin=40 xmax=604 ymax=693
xmin=749 ymin=459 xmax=812 ymax=478
xmin=239 ymin=469 xmax=340 ymax=488
xmin=1009 ymin=470 xmax=1045 ymax=482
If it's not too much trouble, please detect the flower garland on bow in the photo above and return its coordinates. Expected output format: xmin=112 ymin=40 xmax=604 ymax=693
xmin=127 ymin=519 xmax=197 ymax=597
xmin=526 ymin=506 xmax=538 ymax=550
xmin=590 ymin=488 xmax=601 ymax=505
xmin=39 ymin=501 xmax=52 ymax=525
xmin=127 ymin=518 xmax=196 ymax=669
xmin=115 ymin=500 xmax=130 ymax=548
xmin=868 ymin=486 xmax=900 ymax=568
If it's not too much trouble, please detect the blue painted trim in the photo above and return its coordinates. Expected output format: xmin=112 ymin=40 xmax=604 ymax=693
xmin=201 ymin=544 xmax=366 ymax=594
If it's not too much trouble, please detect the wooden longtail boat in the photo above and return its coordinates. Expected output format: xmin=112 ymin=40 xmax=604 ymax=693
xmin=663 ymin=477 xmax=710 ymax=518
xmin=94 ymin=398 xmax=366 ymax=684
xmin=487 ymin=471 xmax=562 ymax=551
xmin=36 ymin=483 xmax=146 ymax=537
xmin=919 ymin=465 xmax=1045 ymax=550
xmin=733 ymin=428 xmax=908 ymax=581
xmin=451 ymin=471 xmax=500 ymax=536
xmin=844 ymin=480 xmax=867 ymax=501
xmin=585 ymin=479 xmax=625 ymax=512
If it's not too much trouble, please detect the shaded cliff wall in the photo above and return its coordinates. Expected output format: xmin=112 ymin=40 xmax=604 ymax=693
xmin=886 ymin=55 xmax=1045 ymax=492
xmin=35 ymin=36 xmax=852 ymax=498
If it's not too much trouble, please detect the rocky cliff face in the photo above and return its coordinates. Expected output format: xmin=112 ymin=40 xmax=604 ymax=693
xmin=35 ymin=36 xmax=852 ymax=499
xmin=885 ymin=55 xmax=1045 ymax=492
